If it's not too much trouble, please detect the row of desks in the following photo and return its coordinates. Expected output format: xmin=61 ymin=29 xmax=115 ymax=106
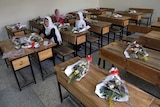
xmin=54 ymin=57 xmax=160 ymax=107
xmin=98 ymin=40 xmax=160 ymax=87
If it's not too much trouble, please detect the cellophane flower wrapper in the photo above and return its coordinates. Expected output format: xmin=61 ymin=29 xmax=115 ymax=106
xmin=95 ymin=67 xmax=129 ymax=102
xmin=64 ymin=58 xmax=90 ymax=83
xmin=124 ymin=41 xmax=148 ymax=60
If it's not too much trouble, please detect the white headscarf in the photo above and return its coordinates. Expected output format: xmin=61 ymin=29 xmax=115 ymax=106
xmin=75 ymin=11 xmax=86 ymax=29
xmin=44 ymin=16 xmax=62 ymax=45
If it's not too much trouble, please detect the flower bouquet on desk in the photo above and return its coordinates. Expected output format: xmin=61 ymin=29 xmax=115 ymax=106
xmin=95 ymin=67 xmax=129 ymax=107
xmin=65 ymin=55 xmax=92 ymax=83
xmin=124 ymin=41 xmax=149 ymax=61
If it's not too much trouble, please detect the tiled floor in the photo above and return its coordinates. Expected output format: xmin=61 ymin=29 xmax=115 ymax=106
xmin=0 ymin=34 xmax=160 ymax=107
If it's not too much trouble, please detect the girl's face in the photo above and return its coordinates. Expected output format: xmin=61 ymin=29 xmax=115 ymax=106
xmin=55 ymin=9 xmax=60 ymax=16
xmin=44 ymin=18 xmax=49 ymax=27
xmin=76 ymin=14 xmax=80 ymax=20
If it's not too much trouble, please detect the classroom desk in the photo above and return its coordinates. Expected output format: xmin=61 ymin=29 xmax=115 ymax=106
xmin=0 ymin=35 xmax=57 ymax=90
xmin=68 ymin=11 xmax=92 ymax=19
xmin=86 ymin=19 xmax=111 ymax=46
xmin=138 ymin=30 xmax=160 ymax=51
xmin=5 ymin=24 xmax=27 ymax=38
xmin=116 ymin=11 xmax=143 ymax=24
xmin=97 ymin=15 xmax=131 ymax=27
xmin=29 ymin=20 xmax=43 ymax=32
xmin=151 ymin=22 xmax=160 ymax=31
xmin=85 ymin=8 xmax=106 ymax=16
xmin=60 ymin=30 xmax=89 ymax=56
xmin=54 ymin=56 xmax=160 ymax=107
xmin=98 ymin=41 xmax=160 ymax=87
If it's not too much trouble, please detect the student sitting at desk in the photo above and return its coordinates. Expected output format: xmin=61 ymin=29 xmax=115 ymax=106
xmin=39 ymin=16 xmax=62 ymax=45
xmin=75 ymin=11 xmax=86 ymax=29
xmin=53 ymin=9 xmax=65 ymax=24
xmin=75 ymin=11 xmax=87 ymax=51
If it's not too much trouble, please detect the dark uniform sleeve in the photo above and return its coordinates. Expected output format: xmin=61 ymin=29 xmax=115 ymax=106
xmin=39 ymin=26 xmax=45 ymax=35
xmin=39 ymin=27 xmax=59 ymax=45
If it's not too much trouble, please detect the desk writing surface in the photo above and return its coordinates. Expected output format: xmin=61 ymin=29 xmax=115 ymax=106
xmin=98 ymin=15 xmax=130 ymax=26
xmin=151 ymin=22 xmax=160 ymax=28
xmin=0 ymin=37 xmax=56 ymax=61
xmin=54 ymin=56 xmax=159 ymax=107
xmin=86 ymin=19 xmax=111 ymax=34
xmin=138 ymin=31 xmax=160 ymax=51
xmin=99 ymin=41 xmax=160 ymax=86
xmin=60 ymin=30 xmax=88 ymax=45
xmin=116 ymin=11 xmax=142 ymax=20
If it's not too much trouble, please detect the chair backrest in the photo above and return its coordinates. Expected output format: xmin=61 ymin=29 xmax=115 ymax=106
xmin=128 ymin=24 xmax=152 ymax=34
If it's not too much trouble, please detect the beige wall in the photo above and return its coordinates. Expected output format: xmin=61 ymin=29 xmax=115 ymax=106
xmin=0 ymin=0 xmax=99 ymax=40
xmin=99 ymin=0 xmax=160 ymax=23
xmin=1 ymin=0 xmax=159 ymax=40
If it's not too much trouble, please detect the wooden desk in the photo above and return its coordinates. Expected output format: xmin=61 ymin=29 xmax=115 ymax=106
xmin=97 ymin=15 xmax=130 ymax=27
xmin=85 ymin=8 xmax=106 ymax=16
xmin=158 ymin=17 xmax=160 ymax=22
xmin=0 ymin=35 xmax=57 ymax=88
xmin=29 ymin=20 xmax=43 ymax=32
xmin=54 ymin=57 xmax=160 ymax=107
xmin=86 ymin=19 xmax=111 ymax=46
xmin=100 ymin=7 xmax=115 ymax=13
xmin=61 ymin=30 xmax=88 ymax=56
xmin=5 ymin=24 xmax=27 ymax=38
xmin=116 ymin=11 xmax=142 ymax=24
xmin=99 ymin=41 xmax=160 ymax=87
xmin=138 ymin=31 xmax=160 ymax=51
xmin=68 ymin=11 xmax=92 ymax=19
xmin=151 ymin=22 xmax=160 ymax=31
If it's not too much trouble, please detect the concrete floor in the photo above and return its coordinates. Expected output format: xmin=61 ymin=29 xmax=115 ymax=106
xmin=0 ymin=34 xmax=160 ymax=107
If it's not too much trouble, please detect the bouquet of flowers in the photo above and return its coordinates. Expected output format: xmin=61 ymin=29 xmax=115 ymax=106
xmin=28 ymin=33 xmax=43 ymax=43
xmin=65 ymin=55 xmax=92 ymax=83
xmin=95 ymin=67 xmax=129 ymax=107
xmin=124 ymin=41 xmax=148 ymax=61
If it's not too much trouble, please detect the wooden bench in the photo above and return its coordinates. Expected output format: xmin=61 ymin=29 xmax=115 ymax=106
xmin=87 ymin=35 xmax=100 ymax=54
xmin=53 ymin=45 xmax=75 ymax=62
xmin=129 ymin=8 xmax=154 ymax=26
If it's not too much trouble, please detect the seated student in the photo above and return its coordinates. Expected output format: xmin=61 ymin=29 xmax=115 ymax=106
xmin=75 ymin=11 xmax=87 ymax=50
xmin=75 ymin=11 xmax=86 ymax=29
xmin=53 ymin=9 xmax=65 ymax=24
xmin=39 ymin=16 xmax=62 ymax=45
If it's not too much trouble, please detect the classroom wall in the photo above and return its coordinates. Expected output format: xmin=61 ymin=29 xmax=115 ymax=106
xmin=99 ymin=0 xmax=160 ymax=23
xmin=0 ymin=0 xmax=99 ymax=40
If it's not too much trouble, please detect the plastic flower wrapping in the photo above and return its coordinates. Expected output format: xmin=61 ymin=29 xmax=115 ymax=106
xmin=12 ymin=33 xmax=43 ymax=49
xmin=124 ymin=41 xmax=148 ymax=61
xmin=64 ymin=55 xmax=92 ymax=83
xmin=95 ymin=67 xmax=129 ymax=107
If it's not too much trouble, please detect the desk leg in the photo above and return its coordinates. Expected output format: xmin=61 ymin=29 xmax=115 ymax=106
xmin=36 ymin=53 xmax=45 ymax=80
xmin=98 ymin=58 xmax=101 ymax=66
xmin=101 ymin=34 xmax=103 ymax=47
xmin=103 ymin=60 xmax=105 ymax=69
xmin=11 ymin=63 xmax=21 ymax=91
xmin=75 ymin=45 xmax=77 ymax=56
xmin=84 ymin=42 xmax=87 ymax=56
xmin=57 ymin=81 xmax=63 ymax=102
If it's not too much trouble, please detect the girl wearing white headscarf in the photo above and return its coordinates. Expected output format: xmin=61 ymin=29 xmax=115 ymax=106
xmin=39 ymin=16 xmax=62 ymax=45
xmin=75 ymin=11 xmax=86 ymax=29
